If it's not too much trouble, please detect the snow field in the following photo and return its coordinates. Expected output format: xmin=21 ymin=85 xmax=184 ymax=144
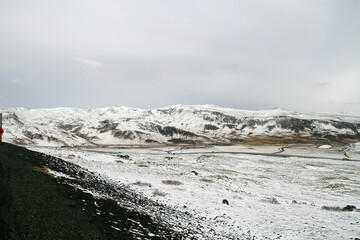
xmin=29 ymin=146 xmax=360 ymax=239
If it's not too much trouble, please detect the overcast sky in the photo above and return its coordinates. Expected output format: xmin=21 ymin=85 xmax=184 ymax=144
xmin=0 ymin=0 xmax=359 ymax=113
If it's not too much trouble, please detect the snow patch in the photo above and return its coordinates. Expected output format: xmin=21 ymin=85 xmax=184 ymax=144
xmin=318 ymin=145 xmax=332 ymax=149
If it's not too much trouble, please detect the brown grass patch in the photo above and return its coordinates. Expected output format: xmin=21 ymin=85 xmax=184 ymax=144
xmin=238 ymin=135 xmax=359 ymax=146
xmin=321 ymin=206 xmax=342 ymax=211
xmin=200 ymin=178 xmax=214 ymax=183
xmin=133 ymin=181 xmax=152 ymax=187
xmin=137 ymin=164 xmax=150 ymax=167
xmin=33 ymin=167 xmax=55 ymax=178
xmin=161 ymin=180 xmax=183 ymax=185
xmin=322 ymin=205 xmax=356 ymax=212
xmin=152 ymin=189 xmax=167 ymax=197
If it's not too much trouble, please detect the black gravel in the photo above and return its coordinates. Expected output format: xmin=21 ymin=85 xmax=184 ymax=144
xmin=0 ymin=143 xmax=190 ymax=239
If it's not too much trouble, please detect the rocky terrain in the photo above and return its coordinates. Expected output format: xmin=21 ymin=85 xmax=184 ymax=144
xmin=1 ymin=143 xmax=248 ymax=239
xmin=1 ymin=105 xmax=359 ymax=146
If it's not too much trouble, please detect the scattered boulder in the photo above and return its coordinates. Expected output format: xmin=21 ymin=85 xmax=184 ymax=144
xmin=321 ymin=205 xmax=357 ymax=212
xmin=262 ymin=197 xmax=280 ymax=205
xmin=269 ymin=198 xmax=280 ymax=204
xmin=342 ymin=205 xmax=356 ymax=211
xmin=222 ymin=199 xmax=229 ymax=205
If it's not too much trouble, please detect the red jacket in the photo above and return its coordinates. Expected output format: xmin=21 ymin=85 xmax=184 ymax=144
xmin=0 ymin=127 xmax=4 ymax=134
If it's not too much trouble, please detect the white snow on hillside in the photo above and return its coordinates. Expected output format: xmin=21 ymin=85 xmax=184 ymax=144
xmin=1 ymin=105 xmax=359 ymax=146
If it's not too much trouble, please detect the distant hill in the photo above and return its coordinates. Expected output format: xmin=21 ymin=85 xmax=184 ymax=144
xmin=1 ymin=105 xmax=359 ymax=146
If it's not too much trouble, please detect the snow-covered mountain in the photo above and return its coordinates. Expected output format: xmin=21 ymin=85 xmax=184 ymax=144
xmin=1 ymin=105 xmax=359 ymax=147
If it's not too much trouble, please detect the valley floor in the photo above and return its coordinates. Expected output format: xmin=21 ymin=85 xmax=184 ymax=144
xmin=29 ymin=143 xmax=360 ymax=240
xmin=1 ymin=142 xmax=359 ymax=239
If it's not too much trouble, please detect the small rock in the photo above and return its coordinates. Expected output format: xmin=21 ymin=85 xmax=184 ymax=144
xmin=342 ymin=205 xmax=356 ymax=211
xmin=270 ymin=198 xmax=280 ymax=204
xmin=261 ymin=197 xmax=280 ymax=205
xmin=118 ymin=155 xmax=130 ymax=160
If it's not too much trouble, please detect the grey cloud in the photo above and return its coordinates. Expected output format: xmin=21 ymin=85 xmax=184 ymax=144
xmin=0 ymin=0 xmax=359 ymax=113
xmin=73 ymin=57 xmax=103 ymax=68
xmin=317 ymin=82 xmax=331 ymax=87
xmin=343 ymin=102 xmax=360 ymax=105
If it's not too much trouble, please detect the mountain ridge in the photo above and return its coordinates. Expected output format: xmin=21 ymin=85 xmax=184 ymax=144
xmin=1 ymin=105 xmax=359 ymax=147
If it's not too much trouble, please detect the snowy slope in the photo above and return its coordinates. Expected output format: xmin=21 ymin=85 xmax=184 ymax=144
xmin=1 ymin=105 xmax=360 ymax=147
xmin=29 ymin=145 xmax=360 ymax=239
